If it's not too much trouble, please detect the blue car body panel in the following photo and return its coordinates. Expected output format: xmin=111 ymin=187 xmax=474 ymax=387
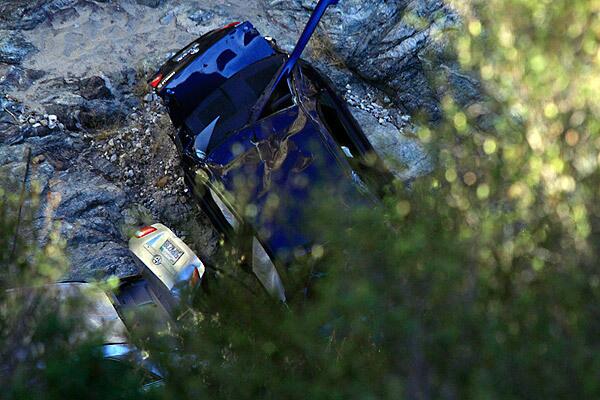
xmin=206 ymin=105 xmax=373 ymax=260
xmin=160 ymin=22 xmax=275 ymax=124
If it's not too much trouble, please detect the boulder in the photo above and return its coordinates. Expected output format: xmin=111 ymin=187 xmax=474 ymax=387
xmin=41 ymin=170 xmax=139 ymax=280
xmin=0 ymin=65 xmax=46 ymax=92
xmin=0 ymin=0 xmax=88 ymax=31
xmin=79 ymin=75 xmax=114 ymax=100
xmin=136 ymin=0 xmax=163 ymax=8
xmin=79 ymin=99 xmax=127 ymax=129
xmin=41 ymin=91 xmax=84 ymax=130
xmin=0 ymin=30 xmax=36 ymax=64
xmin=351 ymin=108 xmax=432 ymax=181
xmin=188 ymin=9 xmax=215 ymax=24
xmin=0 ymin=0 xmax=49 ymax=31
xmin=37 ymin=75 xmax=127 ymax=130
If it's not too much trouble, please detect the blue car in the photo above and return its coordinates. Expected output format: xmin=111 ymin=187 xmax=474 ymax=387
xmin=150 ymin=0 xmax=393 ymax=301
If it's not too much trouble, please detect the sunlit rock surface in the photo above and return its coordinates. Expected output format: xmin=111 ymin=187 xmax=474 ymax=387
xmin=266 ymin=0 xmax=480 ymax=121
xmin=351 ymin=108 xmax=432 ymax=182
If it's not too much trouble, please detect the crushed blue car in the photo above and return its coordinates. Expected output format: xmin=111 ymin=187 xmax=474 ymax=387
xmin=149 ymin=0 xmax=393 ymax=300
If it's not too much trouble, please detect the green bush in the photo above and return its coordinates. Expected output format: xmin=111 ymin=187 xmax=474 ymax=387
xmin=148 ymin=0 xmax=600 ymax=398
xmin=0 ymin=186 xmax=152 ymax=399
xmin=3 ymin=0 xmax=600 ymax=398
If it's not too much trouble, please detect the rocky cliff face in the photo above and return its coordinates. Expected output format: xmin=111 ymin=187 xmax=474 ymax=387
xmin=266 ymin=0 xmax=480 ymax=121
xmin=0 ymin=0 xmax=453 ymax=280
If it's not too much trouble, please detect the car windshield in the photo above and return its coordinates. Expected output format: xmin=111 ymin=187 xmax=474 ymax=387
xmin=187 ymin=54 xmax=292 ymax=155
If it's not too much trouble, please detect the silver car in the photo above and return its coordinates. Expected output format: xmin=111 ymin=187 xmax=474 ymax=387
xmin=129 ymin=223 xmax=205 ymax=313
xmin=7 ymin=281 xmax=164 ymax=389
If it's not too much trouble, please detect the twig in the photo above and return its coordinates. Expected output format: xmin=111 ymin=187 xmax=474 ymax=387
xmin=10 ymin=147 xmax=32 ymax=266
xmin=3 ymin=107 xmax=20 ymax=124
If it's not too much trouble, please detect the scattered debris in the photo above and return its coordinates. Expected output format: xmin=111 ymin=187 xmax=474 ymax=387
xmin=343 ymin=84 xmax=411 ymax=129
xmin=94 ymin=94 xmax=190 ymax=222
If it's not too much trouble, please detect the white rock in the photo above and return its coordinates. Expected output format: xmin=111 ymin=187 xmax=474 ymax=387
xmin=48 ymin=115 xmax=58 ymax=129
xmin=143 ymin=93 xmax=156 ymax=103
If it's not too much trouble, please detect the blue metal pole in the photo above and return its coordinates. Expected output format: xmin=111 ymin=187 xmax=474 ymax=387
xmin=272 ymin=0 xmax=339 ymax=90
xmin=250 ymin=0 xmax=339 ymax=123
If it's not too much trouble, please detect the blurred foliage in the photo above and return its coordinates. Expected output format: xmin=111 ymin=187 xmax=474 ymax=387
xmin=0 ymin=182 xmax=151 ymax=399
xmin=4 ymin=0 xmax=600 ymax=399
xmin=145 ymin=0 xmax=600 ymax=397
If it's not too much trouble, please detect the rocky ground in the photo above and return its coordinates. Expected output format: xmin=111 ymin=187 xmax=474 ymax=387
xmin=0 ymin=0 xmax=475 ymax=280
